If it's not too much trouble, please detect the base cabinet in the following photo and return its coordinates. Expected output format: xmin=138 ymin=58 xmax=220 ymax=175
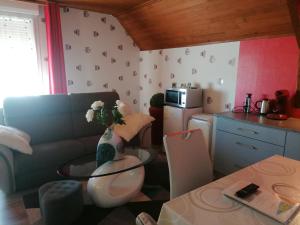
xmin=214 ymin=117 xmax=287 ymax=175
xmin=285 ymin=132 xmax=300 ymax=161
xmin=214 ymin=130 xmax=285 ymax=174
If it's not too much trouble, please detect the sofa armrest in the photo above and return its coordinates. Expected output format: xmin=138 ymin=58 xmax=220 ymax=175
xmin=0 ymin=145 xmax=15 ymax=194
xmin=138 ymin=123 xmax=152 ymax=148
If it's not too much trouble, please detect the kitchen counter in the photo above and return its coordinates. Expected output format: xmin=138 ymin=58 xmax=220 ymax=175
xmin=215 ymin=112 xmax=300 ymax=133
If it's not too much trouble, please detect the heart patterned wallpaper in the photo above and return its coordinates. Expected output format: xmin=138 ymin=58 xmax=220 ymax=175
xmin=139 ymin=42 xmax=240 ymax=114
xmin=60 ymin=7 xmax=140 ymax=111
xmin=60 ymin=7 xmax=240 ymax=114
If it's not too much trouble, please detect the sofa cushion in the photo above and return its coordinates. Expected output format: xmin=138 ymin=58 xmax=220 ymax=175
xmin=3 ymin=95 xmax=73 ymax=144
xmin=14 ymin=139 xmax=85 ymax=176
xmin=0 ymin=126 xmax=32 ymax=155
xmin=77 ymin=135 xmax=100 ymax=154
xmin=70 ymin=92 xmax=119 ymax=138
xmin=114 ymin=113 xmax=155 ymax=142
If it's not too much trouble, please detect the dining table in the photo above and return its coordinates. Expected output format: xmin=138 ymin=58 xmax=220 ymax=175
xmin=157 ymin=155 xmax=300 ymax=225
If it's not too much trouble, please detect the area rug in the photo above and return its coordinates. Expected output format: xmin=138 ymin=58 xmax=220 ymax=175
xmin=23 ymin=186 xmax=169 ymax=225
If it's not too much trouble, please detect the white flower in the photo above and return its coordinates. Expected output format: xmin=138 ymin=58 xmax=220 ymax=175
xmin=86 ymin=109 xmax=94 ymax=122
xmin=91 ymin=100 xmax=104 ymax=110
xmin=117 ymin=101 xmax=132 ymax=116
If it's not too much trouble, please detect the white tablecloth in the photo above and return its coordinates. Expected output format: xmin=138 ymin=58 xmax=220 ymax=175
xmin=158 ymin=155 xmax=300 ymax=225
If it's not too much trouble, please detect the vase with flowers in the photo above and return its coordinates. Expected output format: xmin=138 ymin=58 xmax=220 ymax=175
xmin=86 ymin=100 xmax=125 ymax=167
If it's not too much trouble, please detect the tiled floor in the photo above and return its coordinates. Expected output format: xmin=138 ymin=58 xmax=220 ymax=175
xmin=0 ymin=190 xmax=34 ymax=225
xmin=0 ymin=147 xmax=170 ymax=225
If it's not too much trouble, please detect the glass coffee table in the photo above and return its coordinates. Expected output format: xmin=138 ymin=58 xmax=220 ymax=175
xmin=57 ymin=147 xmax=155 ymax=208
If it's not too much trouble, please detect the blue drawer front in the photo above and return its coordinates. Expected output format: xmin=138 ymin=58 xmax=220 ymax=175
xmin=216 ymin=117 xmax=286 ymax=146
xmin=214 ymin=130 xmax=285 ymax=175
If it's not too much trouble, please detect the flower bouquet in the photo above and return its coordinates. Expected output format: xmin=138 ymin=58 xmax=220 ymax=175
xmin=86 ymin=100 xmax=126 ymax=166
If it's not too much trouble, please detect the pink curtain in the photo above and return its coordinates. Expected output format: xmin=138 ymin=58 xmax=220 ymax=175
xmin=44 ymin=3 xmax=67 ymax=94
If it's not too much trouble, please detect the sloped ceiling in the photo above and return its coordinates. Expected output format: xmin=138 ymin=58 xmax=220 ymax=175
xmin=18 ymin=0 xmax=296 ymax=50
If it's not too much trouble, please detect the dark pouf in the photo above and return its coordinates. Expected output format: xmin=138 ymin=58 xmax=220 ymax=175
xmin=145 ymin=152 xmax=170 ymax=191
xmin=39 ymin=180 xmax=83 ymax=225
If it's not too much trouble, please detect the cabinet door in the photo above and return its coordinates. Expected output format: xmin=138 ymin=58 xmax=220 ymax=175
xmin=214 ymin=130 xmax=284 ymax=175
xmin=216 ymin=117 xmax=286 ymax=146
xmin=163 ymin=106 xmax=183 ymax=135
xmin=285 ymin=132 xmax=300 ymax=161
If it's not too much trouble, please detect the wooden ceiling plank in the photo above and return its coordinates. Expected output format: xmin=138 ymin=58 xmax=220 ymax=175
xmin=120 ymin=0 xmax=294 ymax=49
xmin=15 ymin=0 xmax=295 ymax=50
xmin=287 ymin=0 xmax=300 ymax=47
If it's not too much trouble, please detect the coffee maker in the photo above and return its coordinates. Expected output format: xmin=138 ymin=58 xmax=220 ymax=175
xmin=273 ymin=90 xmax=289 ymax=114
xmin=267 ymin=90 xmax=289 ymax=120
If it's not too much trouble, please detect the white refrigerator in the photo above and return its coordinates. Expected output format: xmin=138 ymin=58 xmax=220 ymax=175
xmin=163 ymin=105 xmax=203 ymax=135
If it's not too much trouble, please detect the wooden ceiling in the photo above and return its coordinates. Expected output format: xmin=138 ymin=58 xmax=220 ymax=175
xmin=55 ymin=0 xmax=149 ymax=15
xmin=18 ymin=0 xmax=297 ymax=50
xmin=118 ymin=0 xmax=294 ymax=50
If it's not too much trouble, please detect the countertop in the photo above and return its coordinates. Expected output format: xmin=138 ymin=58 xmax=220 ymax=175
xmin=215 ymin=112 xmax=300 ymax=133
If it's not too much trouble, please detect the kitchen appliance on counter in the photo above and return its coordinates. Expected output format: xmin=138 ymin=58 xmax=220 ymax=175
xmin=266 ymin=90 xmax=290 ymax=120
xmin=274 ymin=90 xmax=289 ymax=114
xmin=255 ymin=99 xmax=270 ymax=115
xmin=165 ymin=88 xmax=202 ymax=108
xmin=243 ymin=93 xmax=252 ymax=113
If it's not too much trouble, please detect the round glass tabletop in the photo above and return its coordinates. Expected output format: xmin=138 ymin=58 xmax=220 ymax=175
xmin=57 ymin=147 xmax=155 ymax=179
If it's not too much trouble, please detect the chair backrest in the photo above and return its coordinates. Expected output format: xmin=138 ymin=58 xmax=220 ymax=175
xmin=163 ymin=129 xmax=213 ymax=199
xmin=136 ymin=212 xmax=157 ymax=225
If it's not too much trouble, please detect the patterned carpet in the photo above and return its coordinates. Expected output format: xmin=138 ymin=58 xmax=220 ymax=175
xmin=23 ymin=185 xmax=169 ymax=225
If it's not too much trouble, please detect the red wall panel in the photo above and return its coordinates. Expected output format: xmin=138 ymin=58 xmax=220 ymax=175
xmin=235 ymin=36 xmax=300 ymax=117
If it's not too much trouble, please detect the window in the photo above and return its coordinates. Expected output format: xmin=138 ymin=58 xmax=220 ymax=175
xmin=0 ymin=13 xmax=48 ymax=106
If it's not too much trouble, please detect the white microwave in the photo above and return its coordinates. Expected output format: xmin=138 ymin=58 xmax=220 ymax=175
xmin=165 ymin=88 xmax=202 ymax=108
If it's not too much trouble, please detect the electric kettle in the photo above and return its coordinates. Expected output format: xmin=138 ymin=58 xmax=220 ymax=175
xmin=255 ymin=99 xmax=270 ymax=115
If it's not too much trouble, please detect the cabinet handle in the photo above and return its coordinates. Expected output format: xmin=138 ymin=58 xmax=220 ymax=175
xmin=236 ymin=141 xmax=258 ymax=151
xmin=237 ymin=127 xmax=258 ymax=135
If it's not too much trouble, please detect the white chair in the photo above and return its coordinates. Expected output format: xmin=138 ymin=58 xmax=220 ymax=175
xmin=163 ymin=129 xmax=213 ymax=199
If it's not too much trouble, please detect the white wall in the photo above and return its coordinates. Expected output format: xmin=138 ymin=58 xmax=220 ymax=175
xmin=139 ymin=42 xmax=240 ymax=114
xmin=59 ymin=7 xmax=240 ymax=114
xmin=60 ymin=7 xmax=140 ymax=111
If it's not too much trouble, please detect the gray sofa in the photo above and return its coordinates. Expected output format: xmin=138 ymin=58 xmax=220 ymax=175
xmin=0 ymin=92 xmax=151 ymax=193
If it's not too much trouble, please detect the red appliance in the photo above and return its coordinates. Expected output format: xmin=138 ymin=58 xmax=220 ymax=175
xmin=266 ymin=90 xmax=289 ymax=120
